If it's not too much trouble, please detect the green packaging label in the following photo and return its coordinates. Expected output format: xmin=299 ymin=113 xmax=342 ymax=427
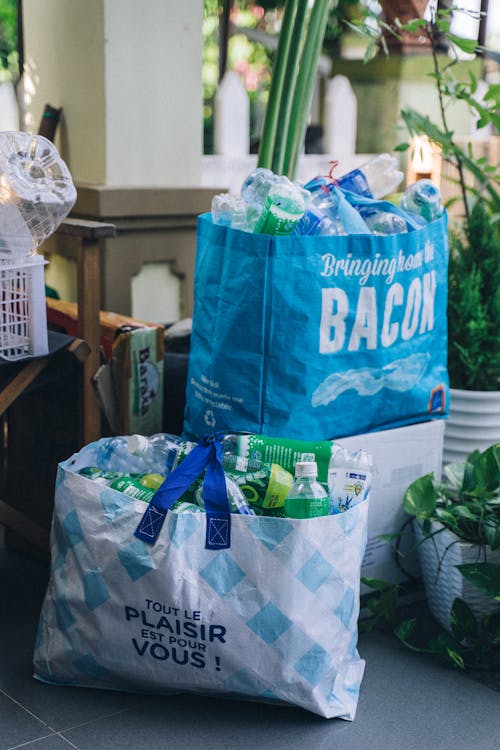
xmin=232 ymin=463 xmax=293 ymax=508
xmin=235 ymin=435 xmax=334 ymax=483
xmin=254 ymin=195 xmax=303 ymax=236
xmin=110 ymin=477 xmax=155 ymax=503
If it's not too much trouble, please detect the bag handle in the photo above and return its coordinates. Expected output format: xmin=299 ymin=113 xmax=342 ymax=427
xmin=135 ymin=436 xmax=231 ymax=550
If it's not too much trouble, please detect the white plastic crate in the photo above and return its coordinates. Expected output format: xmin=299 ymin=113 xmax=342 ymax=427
xmin=0 ymin=254 xmax=48 ymax=361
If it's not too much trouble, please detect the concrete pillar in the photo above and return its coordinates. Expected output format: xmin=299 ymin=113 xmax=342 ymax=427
xmin=22 ymin=0 xmax=203 ymax=187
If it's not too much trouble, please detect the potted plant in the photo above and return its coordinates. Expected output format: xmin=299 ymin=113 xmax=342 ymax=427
xmin=403 ymin=443 xmax=500 ymax=625
xmin=395 ymin=443 xmax=499 ymax=669
xmin=393 ymin=8 xmax=500 ymax=463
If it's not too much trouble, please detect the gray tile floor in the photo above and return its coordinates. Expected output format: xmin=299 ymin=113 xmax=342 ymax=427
xmin=1 ymin=544 xmax=499 ymax=750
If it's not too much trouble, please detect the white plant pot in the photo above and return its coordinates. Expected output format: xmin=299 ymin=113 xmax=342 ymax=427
xmin=443 ymin=387 xmax=500 ymax=465
xmin=414 ymin=520 xmax=500 ymax=632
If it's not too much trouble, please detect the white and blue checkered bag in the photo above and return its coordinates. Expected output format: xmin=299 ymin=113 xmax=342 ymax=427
xmin=33 ymin=438 xmax=369 ymax=719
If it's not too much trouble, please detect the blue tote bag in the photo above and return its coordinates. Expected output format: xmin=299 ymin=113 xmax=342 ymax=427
xmin=183 ymin=209 xmax=449 ymax=441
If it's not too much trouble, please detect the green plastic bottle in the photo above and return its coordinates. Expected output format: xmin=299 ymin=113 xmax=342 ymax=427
xmin=284 ymin=461 xmax=329 ymax=519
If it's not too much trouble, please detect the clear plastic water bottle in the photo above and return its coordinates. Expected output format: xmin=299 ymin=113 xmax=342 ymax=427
xmin=363 ymin=210 xmax=408 ymax=236
xmin=253 ymin=181 xmax=307 ymax=236
xmin=284 ymin=461 xmax=329 ymax=519
xmin=337 ymin=153 xmax=404 ymax=199
xmin=327 ymin=446 xmax=372 ymax=514
xmin=77 ymin=466 xmax=122 ymax=484
xmin=211 ymin=193 xmax=257 ymax=232
xmin=293 ymin=206 xmax=340 ymax=236
xmin=222 ymin=453 xmax=262 ymax=473
xmin=0 ymin=131 xmax=76 ymax=258
xmin=295 ymin=179 xmax=344 ymax=236
xmin=300 ymin=178 xmax=370 ymax=235
xmin=400 ymin=179 xmax=443 ymax=222
xmin=240 ymin=167 xmax=278 ymax=211
xmin=96 ymin=437 xmax=150 ymax=474
xmin=194 ymin=475 xmax=256 ymax=516
xmin=127 ymin=433 xmax=183 ymax=476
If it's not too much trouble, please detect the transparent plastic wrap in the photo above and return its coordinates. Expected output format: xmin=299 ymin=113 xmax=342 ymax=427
xmin=0 ymin=131 xmax=77 ymax=258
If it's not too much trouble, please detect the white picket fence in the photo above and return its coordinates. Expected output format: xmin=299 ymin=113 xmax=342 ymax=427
xmin=201 ymin=71 xmax=368 ymax=194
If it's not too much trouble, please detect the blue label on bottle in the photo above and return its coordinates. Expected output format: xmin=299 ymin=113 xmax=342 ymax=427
xmin=337 ymin=169 xmax=373 ymax=198
xmin=293 ymin=209 xmax=324 ymax=236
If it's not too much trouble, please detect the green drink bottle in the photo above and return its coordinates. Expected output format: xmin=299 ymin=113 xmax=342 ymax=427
xmin=284 ymin=461 xmax=329 ymax=519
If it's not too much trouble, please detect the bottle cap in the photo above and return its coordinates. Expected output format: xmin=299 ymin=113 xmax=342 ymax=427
xmin=127 ymin=434 xmax=148 ymax=456
xmin=295 ymin=461 xmax=318 ymax=478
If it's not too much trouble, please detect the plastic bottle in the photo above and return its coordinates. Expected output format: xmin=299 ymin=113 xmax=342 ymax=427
xmin=127 ymin=433 xmax=183 ymax=476
xmin=293 ymin=206 xmax=340 ymax=236
xmin=109 ymin=476 xmax=156 ymax=503
xmin=294 ymin=179 xmax=344 ymax=236
xmin=362 ymin=210 xmax=408 ymax=236
xmin=219 ymin=433 xmax=335 ymax=484
xmin=96 ymin=437 xmax=151 ymax=474
xmin=299 ymin=178 xmax=370 ymax=235
xmin=253 ymin=181 xmax=307 ymax=236
xmin=222 ymin=453 xmax=263 ymax=473
xmin=0 ymin=131 xmax=77 ymax=258
xmin=400 ymin=179 xmax=443 ymax=223
xmin=327 ymin=446 xmax=372 ymax=514
xmin=240 ymin=168 xmax=278 ymax=211
xmin=228 ymin=462 xmax=294 ymax=511
xmin=337 ymin=154 xmax=404 ymax=199
xmin=77 ymin=467 xmax=122 ymax=484
xmin=284 ymin=461 xmax=329 ymax=519
xmin=211 ymin=193 xmax=256 ymax=232
xmin=194 ymin=475 xmax=256 ymax=516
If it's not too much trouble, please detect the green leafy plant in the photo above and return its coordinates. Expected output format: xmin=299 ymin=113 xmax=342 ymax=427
xmin=390 ymin=7 xmax=500 ymax=391
xmin=447 ymin=202 xmax=500 ymax=390
xmin=361 ymin=444 xmax=500 ymax=671
xmin=0 ymin=0 xmax=18 ymax=78
xmin=403 ymin=442 xmax=500 ymax=549
xmin=258 ymin=0 xmax=332 ymax=178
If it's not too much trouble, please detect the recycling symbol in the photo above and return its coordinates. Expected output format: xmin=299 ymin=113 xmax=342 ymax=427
xmin=204 ymin=409 xmax=216 ymax=428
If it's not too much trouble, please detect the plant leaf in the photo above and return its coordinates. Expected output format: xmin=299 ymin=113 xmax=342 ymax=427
xmin=450 ymin=597 xmax=478 ymax=642
xmin=484 ymin=521 xmax=500 ymax=551
xmin=457 ymin=563 xmax=500 ymax=600
xmin=442 ymin=461 xmax=465 ymax=490
xmin=429 ymin=633 xmax=465 ymax=668
xmin=454 ymin=506 xmax=480 ymax=521
xmin=403 ymin=474 xmax=437 ymax=518
xmin=394 ymin=619 xmax=431 ymax=653
xmin=448 ymin=34 xmax=478 ymax=55
xmin=361 ymin=577 xmax=393 ymax=592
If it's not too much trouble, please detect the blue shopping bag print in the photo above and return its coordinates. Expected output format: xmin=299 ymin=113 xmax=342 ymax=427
xmin=184 ymin=211 xmax=449 ymax=441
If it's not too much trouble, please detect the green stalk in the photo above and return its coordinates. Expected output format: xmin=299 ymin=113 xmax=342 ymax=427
xmin=283 ymin=0 xmax=332 ymax=179
xmin=271 ymin=0 xmax=309 ymax=175
xmin=257 ymin=0 xmax=299 ymax=170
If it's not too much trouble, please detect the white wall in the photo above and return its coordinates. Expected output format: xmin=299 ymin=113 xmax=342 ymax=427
xmin=103 ymin=0 xmax=203 ymax=186
xmin=23 ymin=0 xmax=106 ymax=183
xmin=22 ymin=0 xmax=203 ymax=187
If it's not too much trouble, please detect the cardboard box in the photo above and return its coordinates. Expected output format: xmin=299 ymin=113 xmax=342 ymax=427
xmin=109 ymin=326 xmax=164 ymax=435
xmin=338 ymin=420 xmax=445 ymax=597
xmin=46 ymin=299 xmax=164 ymax=435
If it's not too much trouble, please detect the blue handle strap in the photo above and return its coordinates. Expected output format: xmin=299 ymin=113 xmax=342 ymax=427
xmin=134 ymin=437 xmax=231 ymax=550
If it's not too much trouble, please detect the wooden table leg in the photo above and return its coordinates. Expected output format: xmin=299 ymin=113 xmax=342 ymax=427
xmin=77 ymin=237 xmax=102 ymax=445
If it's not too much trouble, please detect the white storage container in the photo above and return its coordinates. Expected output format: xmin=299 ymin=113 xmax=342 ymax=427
xmin=0 ymin=254 xmax=48 ymax=361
